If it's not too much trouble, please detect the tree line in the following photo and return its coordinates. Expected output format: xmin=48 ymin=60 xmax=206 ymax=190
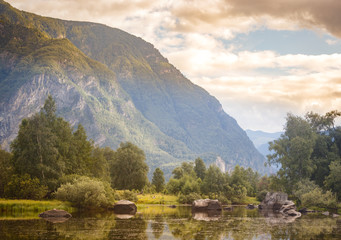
xmin=1 ymin=95 xmax=339 ymax=209
xmin=0 ymin=96 xmax=150 ymax=204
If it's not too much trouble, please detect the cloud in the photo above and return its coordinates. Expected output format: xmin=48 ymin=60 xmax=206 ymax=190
xmin=170 ymin=0 xmax=341 ymax=38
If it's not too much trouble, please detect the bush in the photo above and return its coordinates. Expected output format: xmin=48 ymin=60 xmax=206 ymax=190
xmin=4 ymin=174 xmax=48 ymax=200
xmin=54 ymin=176 xmax=114 ymax=209
xmin=256 ymin=190 xmax=268 ymax=202
xmin=178 ymin=192 xmax=202 ymax=204
xmin=301 ymin=188 xmax=338 ymax=209
xmin=114 ymin=190 xmax=138 ymax=202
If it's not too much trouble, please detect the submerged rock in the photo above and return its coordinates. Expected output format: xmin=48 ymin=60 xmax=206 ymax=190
xmin=192 ymin=199 xmax=222 ymax=211
xmin=113 ymin=200 xmax=137 ymax=215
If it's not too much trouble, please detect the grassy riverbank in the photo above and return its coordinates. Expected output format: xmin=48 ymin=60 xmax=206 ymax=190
xmin=136 ymin=194 xmax=178 ymax=205
xmin=0 ymin=199 xmax=73 ymax=213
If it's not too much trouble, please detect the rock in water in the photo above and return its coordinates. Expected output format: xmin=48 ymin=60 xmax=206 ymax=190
xmin=113 ymin=200 xmax=137 ymax=214
xmin=192 ymin=199 xmax=222 ymax=211
xmin=259 ymin=192 xmax=288 ymax=211
xmin=39 ymin=209 xmax=72 ymax=223
xmin=259 ymin=192 xmax=301 ymax=220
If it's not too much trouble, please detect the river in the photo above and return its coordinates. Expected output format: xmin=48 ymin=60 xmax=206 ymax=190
xmin=0 ymin=205 xmax=340 ymax=239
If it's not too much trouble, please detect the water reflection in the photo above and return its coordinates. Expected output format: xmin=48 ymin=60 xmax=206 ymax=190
xmin=0 ymin=206 xmax=340 ymax=240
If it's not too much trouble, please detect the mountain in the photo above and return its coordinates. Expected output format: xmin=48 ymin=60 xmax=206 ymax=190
xmin=245 ymin=129 xmax=282 ymax=157
xmin=0 ymin=0 xmax=268 ymax=176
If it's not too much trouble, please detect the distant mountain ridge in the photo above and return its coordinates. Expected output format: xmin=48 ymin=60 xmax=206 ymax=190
xmin=245 ymin=129 xmax=282 ymax=157
xmin=0 ymin=0 xmax=268 ymax=176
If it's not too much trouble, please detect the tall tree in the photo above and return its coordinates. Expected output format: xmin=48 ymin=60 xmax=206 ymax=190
xmin=194 ymin=157 xmax=206 ymax=180
xmin=0 ymin=147 xmax=13 ymax=197
xmin=11 ymin=113 xmax=61 ymax=189
xmin=110 ymin=142 xmax=149 ymax=191
xmin=152 ymin=168 xmax=165 ymax=192
xmin=268 ymin=114 xmax=317 ymax=189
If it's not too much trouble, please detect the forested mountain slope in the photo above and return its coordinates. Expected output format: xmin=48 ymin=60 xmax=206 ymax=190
xmin=0 ymin=0 xmax=267 ymax=174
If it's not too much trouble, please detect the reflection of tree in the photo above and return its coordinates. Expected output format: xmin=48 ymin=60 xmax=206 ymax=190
xmin=108 ymin=215 xmax=147 ymax=240
xmin=1 ymin=207 xmax=341 ymax=239
xmin=151 ymin=214 xmax=164 ymax=239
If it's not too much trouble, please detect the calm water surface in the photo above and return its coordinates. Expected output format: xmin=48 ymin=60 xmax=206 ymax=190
xmin=0 ymin=205 xmax=340 ymax=239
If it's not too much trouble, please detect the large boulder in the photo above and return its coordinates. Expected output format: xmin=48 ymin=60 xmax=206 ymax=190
xmin=192 ymin=199 xmax=222 ymax=211
xmin=113 ymin=200 xmax=137 ymax=215
xmin=259 ymin=192 xmax=301 ymax=221
xmin=259 ymin=192 xmax=288 ymax=211
xmin=38 ymin=209 xmax=72 ymax=223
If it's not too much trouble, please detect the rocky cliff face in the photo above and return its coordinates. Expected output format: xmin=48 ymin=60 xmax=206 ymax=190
xmin=0 ymin=1 xmax=269 ymax=175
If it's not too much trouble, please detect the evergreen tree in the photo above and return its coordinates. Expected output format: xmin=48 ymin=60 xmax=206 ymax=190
xmin=194 ymin=157 xmax=206 ymax=180
xmin=152 ymin=168 xmax=165 ymax=192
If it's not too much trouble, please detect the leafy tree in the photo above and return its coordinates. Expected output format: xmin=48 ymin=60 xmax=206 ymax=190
xmin=268 ymin=114 xmax=317 ymax=190
xmin=194 ymin=157 xmax=206 ymax=180
xmin=201 ymin=165 xmax=224 ymax=195
xmin=89 ymin=146 xmax=111 ymax=182
xmin=324 ymin=161 xmax=341 ymax=200
xmin=11 ymin=113 xmax=61 ymax=189
xmin=152 ymin=168 xmax=165 ymax=192
xmin=4 ymin=174 xmax=48 ymax=199
xmin=0 ymin=147 xmax=13 ymax=197
xmin=110 ymin=142 xmax=149 ymax=191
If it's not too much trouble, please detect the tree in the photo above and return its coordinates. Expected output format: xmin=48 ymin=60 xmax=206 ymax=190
xmin=0 ymin=147 xmax=13 ymax=197
xmin=110 ymin=142 xmax=149 ymax=191
xmin=4 ymin=174 xmax=48 ymax=200
xmin=11 ymin=113 xmax=61 ymax=189
xmin=268 ymin=114 xmax=317 ymax=190
xmin=194 ymin=157 xmax=206 ymax=180
xmin=201 ymin=165 xmax=224 ymax=195
xmin=66 ymin=124 xmax=94 ymax=176
xmin=324 ymin=161 xmax=341 ymax=200
xmin=152 ymin=168 xmax=165 ymax=192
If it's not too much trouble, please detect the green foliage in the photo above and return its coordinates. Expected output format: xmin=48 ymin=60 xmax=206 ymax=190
xmin=152 ymin=168 xmax=165 ymax=193
xmin=268 ymin=111 xmax=341 ymax=198
xmin=110 ymin=142 xmax=149 ymax=191
xmin=178 ymin=193 xmax=202 ymax=204
xmin=55 ymin=176 xmax=114 ymax=209
xmin=0 ymin=147 xmax=12 ymax=197
xmin=114 ymin=190 xmax=138 ymax=202
xmin=4 ymin=174 xmax=48 ymax=200
xmin=300 ymin=188 xmax=338 ymax=209
xmin=256 ymin=190 xmax=268 ymax=202
xmin=293 ymin=179 xmax=319 ymax=202
xmin=324 ymin=161 xmax=341 ymax=200
xmin=194 ymin=157 xmax=206 ymax=180
xmin=201 ymin=165 xmax=224 ymax=195
xmin=10 ymin=96 xmax=99 ymax=191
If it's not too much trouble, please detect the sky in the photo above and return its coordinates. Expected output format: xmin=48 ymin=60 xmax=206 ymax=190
xmin=8 ymin=0 xmax=341 ymax=132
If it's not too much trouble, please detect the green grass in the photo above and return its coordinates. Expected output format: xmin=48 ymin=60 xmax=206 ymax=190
xmin=0 ymin=199 xmax=74 ymax=215
xmin=239 ymin=196 xmax=260 ymax=205
xmin=136 ymin=194 xmax=178 ymax=205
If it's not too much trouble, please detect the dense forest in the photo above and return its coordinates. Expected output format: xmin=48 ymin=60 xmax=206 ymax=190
xmin=0 ymin=97 xmax=340 ymax=210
